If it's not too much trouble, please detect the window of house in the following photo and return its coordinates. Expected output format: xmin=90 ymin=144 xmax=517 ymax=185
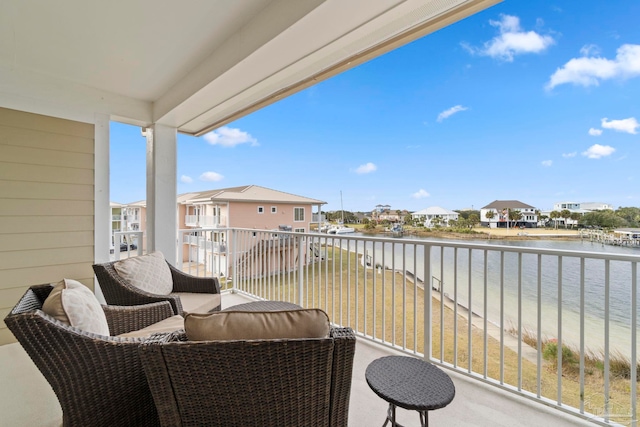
xmin=294 ymin=207 xmax=304 ymax=222
xmin=271 ymin=206 xmax=277 ymax=213
xmin=257 ymin=206 xmax=264 ymax=214
xmin=294 ymin=228 xmax=305 ymax=233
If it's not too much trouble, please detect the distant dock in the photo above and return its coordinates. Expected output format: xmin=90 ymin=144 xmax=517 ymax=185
xmin=580 ymin=228 xmax=640 ymax=247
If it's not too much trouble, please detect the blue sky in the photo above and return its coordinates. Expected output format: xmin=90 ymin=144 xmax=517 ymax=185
xmin=111 ymin=1 xmax=640 ymax=213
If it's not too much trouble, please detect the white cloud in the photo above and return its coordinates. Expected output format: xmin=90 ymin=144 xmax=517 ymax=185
xmin=582 ymin=144 xmax=615 ymax=159
xmin=355 ymin=162 xmax=377 ymax=174
xmin=463 ymin=14 xmax=554 ymax=62
xmin=199 ymin=171 xmax=224 ymax=181
xmin=546 ymin=44 xmax=640 ymax=90
xmin=180 ymin=175 xmax=193 ymax=184
xmin=437 ymin=105 xmax=468 ymax=122
xmin=541 ymin=160 xmax=553 ymax=167
xmin=411 ymin=189 xmax=430 ymax=199
xmin=588 ymin=128 xmax=603 ymax=136
xmin=601 ymin=117 xmax=639 ymax=134
xmin=202 ymin=126 xmax=258 ymax=147
xmin=562 ymin=152 xmax=577 ymax=158
xmin=580 ymin=44 xmax=601 ymax=57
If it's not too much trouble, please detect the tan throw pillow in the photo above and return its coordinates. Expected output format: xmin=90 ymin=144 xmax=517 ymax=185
xmin=42 ymin=279 xmax=110 ymax=336
xmin=185 ymin=309 xmax=330 ymax=341
xmin=113 ymin=251 xmax=173 ymax=295
xmin=117 ymin=315 xmax=184 ymax=338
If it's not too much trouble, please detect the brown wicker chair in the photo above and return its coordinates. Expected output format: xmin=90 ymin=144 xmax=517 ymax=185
xmin=93 ymin=259 xmax=221 ymax=316
xmin=3 ymin=284 xmax=177 ymax=427
xmin=139 ymin=327 xmax=356 ymax=427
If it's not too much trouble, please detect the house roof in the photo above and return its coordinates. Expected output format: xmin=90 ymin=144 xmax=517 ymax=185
xmin=179 ymin=185 xmax=326 ymax=205
xmin=412 ymin=206 xmax=459 ymax=216
xmin=0 ymin=0 xmax=499 ymax=136
xmin=482 ymin=200 xmax=536 ymax=210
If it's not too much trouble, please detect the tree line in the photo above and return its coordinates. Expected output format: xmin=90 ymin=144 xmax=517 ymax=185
xmin=324 ymin=207 xmax=640 ymax=230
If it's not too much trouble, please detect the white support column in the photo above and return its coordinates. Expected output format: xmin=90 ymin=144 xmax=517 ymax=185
xmin=146 ymin=124 xmax=178 ymax=265
xmin=94 ymin=113 xmax=110 ymax=302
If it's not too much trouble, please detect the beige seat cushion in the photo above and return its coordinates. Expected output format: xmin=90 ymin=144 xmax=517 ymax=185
xmin=117 ymin=315 xmax=184 ymax=338
xmin=42 ymin=279 xmax=110 ymax=336
xmin=174 ymin=292 xmax=221 ymax=314
xmin=114 ymin=251 xmax=173 ymax=295
xmin=185 ymin=308 xmax=330 ymax=341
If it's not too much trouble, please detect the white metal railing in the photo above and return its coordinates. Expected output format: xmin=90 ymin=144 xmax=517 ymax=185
xmin=178 ymin=228 xmax=228 ymax=278
xmin=197 ymin=228 xmax=638 ymax=427
xmin=184 ymin=215 xmax=226 ymax=227
xmin=112 ymin=230 xmax=144 ymax=260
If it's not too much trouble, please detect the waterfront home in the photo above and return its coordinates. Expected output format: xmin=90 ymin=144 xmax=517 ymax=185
xmin=372 ymin=206 xmax=410 ymax=224
xmin=540 ymin=201 xmax=615 ymax=228
xmin=179 ymin=185 xmax=324 ymax=233
xmin=412 ymin=206 xmax=460 ymax=228
xmin=480 ymin=200 xmax=538 ymax=228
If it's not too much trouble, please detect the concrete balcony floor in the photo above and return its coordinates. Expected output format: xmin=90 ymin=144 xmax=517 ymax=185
xmin=1 ymin=292 xmax=593 ymax=427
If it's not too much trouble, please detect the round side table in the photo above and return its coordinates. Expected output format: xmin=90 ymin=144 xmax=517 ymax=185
xmin=224 ymin=300 xmax=302 ymax=312
xmin=365 ymin=355 xmax=455 ymax=427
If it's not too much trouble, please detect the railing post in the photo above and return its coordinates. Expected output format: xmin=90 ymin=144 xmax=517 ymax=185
xmin=231 ymin=228 xmax=237 ymax=293
xmin=177 ymin=230 xmax=183 ymax=268
xmin=424 ymin=244 xmax=432 ymax=360
xmin=297 ymin=234 xmax=304 ymax=307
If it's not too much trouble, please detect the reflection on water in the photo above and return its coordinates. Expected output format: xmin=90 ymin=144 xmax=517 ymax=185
xmin=339 ymin=233 xmax=639 ymax=358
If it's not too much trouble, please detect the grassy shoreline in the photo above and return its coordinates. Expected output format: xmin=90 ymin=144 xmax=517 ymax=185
xmin=248 ymin=244 xmax=636 ymax=423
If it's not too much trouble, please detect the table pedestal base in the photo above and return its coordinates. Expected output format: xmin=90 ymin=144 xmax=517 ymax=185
xmin=382 ymin=403 xmax=428 ymax=427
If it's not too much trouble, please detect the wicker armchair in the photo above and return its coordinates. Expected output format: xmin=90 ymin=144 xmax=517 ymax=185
xmin=139 ymin=327 xmax=356 ymax=427
xmin=3 ymin=284 xmax=176 ymax=427
xmin=93 ymin=259 xmax=221 ymax=316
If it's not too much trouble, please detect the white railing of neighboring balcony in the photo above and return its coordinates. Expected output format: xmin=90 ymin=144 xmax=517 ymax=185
xmin=178 ymin=228 xmax=228 ymax=279
xmin=112 ymin=230 xmax=144 ymax=260
xmin=184 ymin=215 xmax=226 ymax=227
xmin=179 ymin=228 xmax=638 ymax=427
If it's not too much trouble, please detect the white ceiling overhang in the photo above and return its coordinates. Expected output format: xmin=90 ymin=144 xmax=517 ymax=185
xmin=0 ymin=0 xmax=499 ymax=135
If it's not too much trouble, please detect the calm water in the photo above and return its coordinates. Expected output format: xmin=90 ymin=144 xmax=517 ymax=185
xmin=338 ymin=233 xmax=639 ymax=358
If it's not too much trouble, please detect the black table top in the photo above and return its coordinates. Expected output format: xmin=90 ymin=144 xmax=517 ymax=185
xmin=365 ymin=355 xmax=455 ymax=411
xmin=224 ymin=300 xmax=302 ymax=312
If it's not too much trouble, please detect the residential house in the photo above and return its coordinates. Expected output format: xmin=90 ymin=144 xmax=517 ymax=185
xmin=372 ymin=206 xmax=409 ymax=223
xmin=178 ymin=185 xmax=323 ymax=233
xmin=178 ymin=185 xmax=325 ymax=269
xmin=480 ymin=200 xmax=538 ymax=228
xmin=412 ymin=206 xmax=459 ymax=228
xmin=541 ymin=201 xmax=614 ymax=227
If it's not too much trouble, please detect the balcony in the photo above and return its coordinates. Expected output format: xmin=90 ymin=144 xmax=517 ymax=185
xmin=205 ymin=228 xmax=638 ymax=425
xmin=3 ymin=229 xmax=637 ymax=426
xmin=1 ymin=290 xmax=593 ymax=427
xmin=184 ymin=214 xmax=226 ymax=227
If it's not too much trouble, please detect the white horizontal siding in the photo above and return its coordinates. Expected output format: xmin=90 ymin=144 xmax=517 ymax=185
xmin=0 ymin=107 xmax=94 ymax=345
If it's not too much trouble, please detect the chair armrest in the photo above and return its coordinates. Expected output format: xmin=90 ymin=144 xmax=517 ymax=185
xmin=329 ymin=327 xmax=356 ymax=427
xmin=93 ymin=262 xmax=185 ymax=315
xmin=103 ymin=301 xmax=174 ymax=336
xmin=168 ymin=262 xmax=221 ymax=294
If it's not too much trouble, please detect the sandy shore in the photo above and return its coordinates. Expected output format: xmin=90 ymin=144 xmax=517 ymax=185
xmin=473 ymin=227 xmax=580 ymax=237
xmin=389 ymin=226 xmax=582 ymax=241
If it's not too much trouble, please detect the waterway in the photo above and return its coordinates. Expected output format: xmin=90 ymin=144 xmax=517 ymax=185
xmin=335 ymin=232 xmax=639 ymax=359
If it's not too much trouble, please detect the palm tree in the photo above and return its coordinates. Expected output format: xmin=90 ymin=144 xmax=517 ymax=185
xmin=509 ymin=209 xmax=523 ymax=227
xmin=570 ymin=212 xmax=581 ymax=229
xmin=549 ymin=211 xmax=561 ymax=229
xmin=560 ymin=209 xmax=571 ymax=229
